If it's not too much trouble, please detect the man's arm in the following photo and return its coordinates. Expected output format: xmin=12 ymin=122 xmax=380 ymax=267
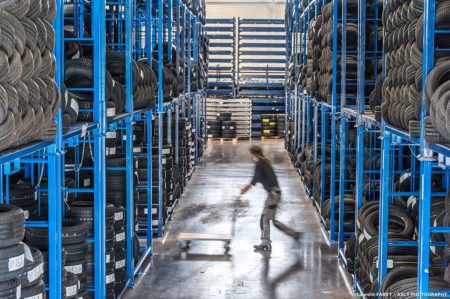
xmin=241 ymin=162 xmax=260 ymax=194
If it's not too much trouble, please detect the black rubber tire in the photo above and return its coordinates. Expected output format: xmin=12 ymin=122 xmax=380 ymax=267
xmin=114 ymin=249 xmax=126 ymax=270
xmin=21 ymin=280 xmax=46 ymax=299
xmin=113 ymin=206 xmax=125 ymax=230
xmin=20 ymin=246 xmax=43 ymax=288
xmin=0 ymin=205 xmax=25 ymax=248
xmin=63 ymin=272 xmax=79 ymax=299
xmin=0 ymin=278 xmax=20 ymax=299
xmin=0 ymin=244 xmax=25 ymax=282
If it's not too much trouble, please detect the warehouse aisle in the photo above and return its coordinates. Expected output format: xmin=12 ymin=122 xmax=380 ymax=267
xmin=124 ymin=141 xmax=352 ymax=299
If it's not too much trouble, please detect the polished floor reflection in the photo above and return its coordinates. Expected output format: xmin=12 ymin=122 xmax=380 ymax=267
xmin=124 ymin=140 xmax=353 ymax=299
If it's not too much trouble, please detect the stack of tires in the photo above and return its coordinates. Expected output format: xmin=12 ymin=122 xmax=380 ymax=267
xmin=200 ymin=35 xmax=209 ymax=89
xmin=305 ymin=16 xmax=323 ymax=98
xmin=112 ymin=206 xmax=127 ymax=295
xmin=0 ymin=0 xmax=61 ymax=151
xmin=25 ymin=219 xmax=89 ymax=299
xmin=207 ymin=112 xmax=234 ymax=138
xmin=320 ymin=195 xmax=355 ymax=235
xmin=68 ymin=200 xmax=117 ymax=299
xmin=381 ymin=0 xmax=423 ymax=131
xmin=276 ymin=115 xmax=285 ymax=137
xmin=261 ymin=114 xmax=277 ymax=138
xmin=316 ymin=1 xmax=358 ymax=104
xmin=343 ymin=201 xmax=416 ymax=294
xmin=106 ymin=154 xmax=137 ymax=208
xmin=222 ymin=120 xmax=237 ymax=138
xmin=207 ymin=120 xmax=221 ymax=138
xmin=422 ymin=59 xmax=450 ymax=144
xmin=0 ymin=205 xmax=27 ymax=299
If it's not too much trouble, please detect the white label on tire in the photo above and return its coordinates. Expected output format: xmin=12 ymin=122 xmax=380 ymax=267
xmin=24 ymin=210 xmax=29 ymax=220
xmin=16 ymin=286 xmax=20 ymax=299
xmin=116 ymin=232 xmax=125 ymax=242
xmin=116 ymin=259 xmax=126 ymax=269
xmin=71 ymin=98 xmax=80 ymax=115
xmin=9 ymin=254 xmax=24 ymax=272
xmin=23 ymin=293 xmax=43 ymax=299
xmin=152 ymin=208 xmax=157 ymax=214
xmin=133 ymin=147 xmax=141 ymax=153
xmin=106 ymin=254 xmax=110 ymax=263
xmin=163 ymin=149 xmax=170 ymax=154
xmin=106 ymin=273 xmax=115 ymax=284
xmin=66 ymin=285 xmax=77 ymax=297
xmin=152 ymin=220 xmax=158 ymax=226
xmin=115 ymin=212 xmax=124 ymax=221
xmin=65 ymin=264 xmax=83 ymax=274
xmin=107 ymin=108 xmax=116 ymax=117
xmin=106 ymin=131 xmax=117 ymax=139
xmin=135 ymin=224 xmax=139 ymax=231
xmin=84 ymin=178 xmax=91 ymax=187
xmin=358 ymin=234 xmax=364 ymax=243
xmin=387 ymin=259 xmax=393 ymax=269
xmin=144 ymin=208 xmax=148 ymax=215
xmin=27 ymin=263 xmax=43 ymax=283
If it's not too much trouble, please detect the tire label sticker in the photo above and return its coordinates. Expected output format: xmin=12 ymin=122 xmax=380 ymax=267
xmin=9 ymin=254 xmax=24 ymax=272
xmin=133 ymin=147 xmax=141 ymax=153
xmin=115 ymin=212 xmax=124 ymax=221
xmin=107 ymin=108 xmax=116 ymax=117
xmin=84 ymin=178 xmax=91 ymax=187
xmin=144 ymin=208 xmax=148 ymax=215
xmin=106 ymin=254 xmax=110 ymax=263
xmin=106 ymin=131 xmax=117 ymax=139
xmin=363 ymin=229 xmax=371 ymax=241
xmin=27 ymin=263 xmax=43 ymax=283
xmin=24 ymin=210 xmax=29 ymax=220
xmin=152 ymin=220 xmax=158 ymax=226
xmin=24 ymin=294 xmax=43 ymax=299
xmin=116 ymin=259 xmax=126 ymax=269
xmin=106 ymin=273 xmax=115 ymax=284
xmin=16 ymin=286 xmax=20 ymax=299
xmin=163 ymin=149 xmax=170 ymax=154
xmin=66 ymin=285 xmax=77 ymax=297
xmin=71 ymin=98 xmax=80 ymax=115
xmin=116 ymin=232 xmax=125 ymax=242
xmin=358 ymin=234 xmax=364 ymax=243
xmin=65 ymin=264 xmax=83 ymax=274
xmin=152 ymin=208 xmax=157 ymax=214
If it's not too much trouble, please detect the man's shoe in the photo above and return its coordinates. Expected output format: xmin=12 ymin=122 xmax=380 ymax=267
xmin=254 ymin=244 xmax=272 ymax=251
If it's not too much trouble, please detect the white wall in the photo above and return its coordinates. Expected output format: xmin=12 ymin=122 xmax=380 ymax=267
xmin=206 ymin=0 xmax=285 ymax=19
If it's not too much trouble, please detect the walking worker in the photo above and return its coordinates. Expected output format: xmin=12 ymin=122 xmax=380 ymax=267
xmin=240 ymin=145 xmax=300 ymax=251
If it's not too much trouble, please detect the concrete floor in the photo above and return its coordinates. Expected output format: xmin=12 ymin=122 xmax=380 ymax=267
xmin=124 ymin=140 xmax=353 ymax=299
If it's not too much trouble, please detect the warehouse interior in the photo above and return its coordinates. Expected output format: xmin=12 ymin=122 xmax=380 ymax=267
xmin=0 ymin=0 xmax=449 ymax=298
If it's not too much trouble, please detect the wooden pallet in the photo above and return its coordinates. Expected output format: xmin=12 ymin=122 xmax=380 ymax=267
xmin=261 ymin=136 xmax=284 ymax=141
xmin=208 ymin=137 xmax=239 ymax=143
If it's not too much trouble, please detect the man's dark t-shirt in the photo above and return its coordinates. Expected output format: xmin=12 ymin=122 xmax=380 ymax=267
xmin=251 ymin=158 xmax=279 ymax=191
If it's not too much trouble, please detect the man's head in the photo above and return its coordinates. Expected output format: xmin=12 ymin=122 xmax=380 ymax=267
xmin=249 ymin=145 xmax=264 ymax=162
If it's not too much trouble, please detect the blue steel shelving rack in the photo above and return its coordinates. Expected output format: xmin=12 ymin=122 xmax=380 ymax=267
xmin=337 ymin=0 xmax=383 ymax=293
xmin=206 ymin=18 xmax=236 ymax=97
xmin=286 ymin=0 xmax=341 ymax=243
xmin=287 ymin=0 xmax=450 ymax=297
xmin=377 ymin=1 xmax=450 ymax=297
xmin=238 ymin=18 xmax=286 ymax=137
xmin=0 ymin=0 xmax=204 ymax=298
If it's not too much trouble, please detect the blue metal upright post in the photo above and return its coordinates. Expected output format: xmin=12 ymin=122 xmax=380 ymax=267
xmin=157 ymin=0 xmax=165 ymax=237
xmin=93 ymin=0 xmax=107 ymax=294
xmin=124 ymin=0 xmax=135 ymax=285
xmin=417 ymin=0 xmax=435 ymax=296
xmin=377 ymin=131 xmax=391 ymax=291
